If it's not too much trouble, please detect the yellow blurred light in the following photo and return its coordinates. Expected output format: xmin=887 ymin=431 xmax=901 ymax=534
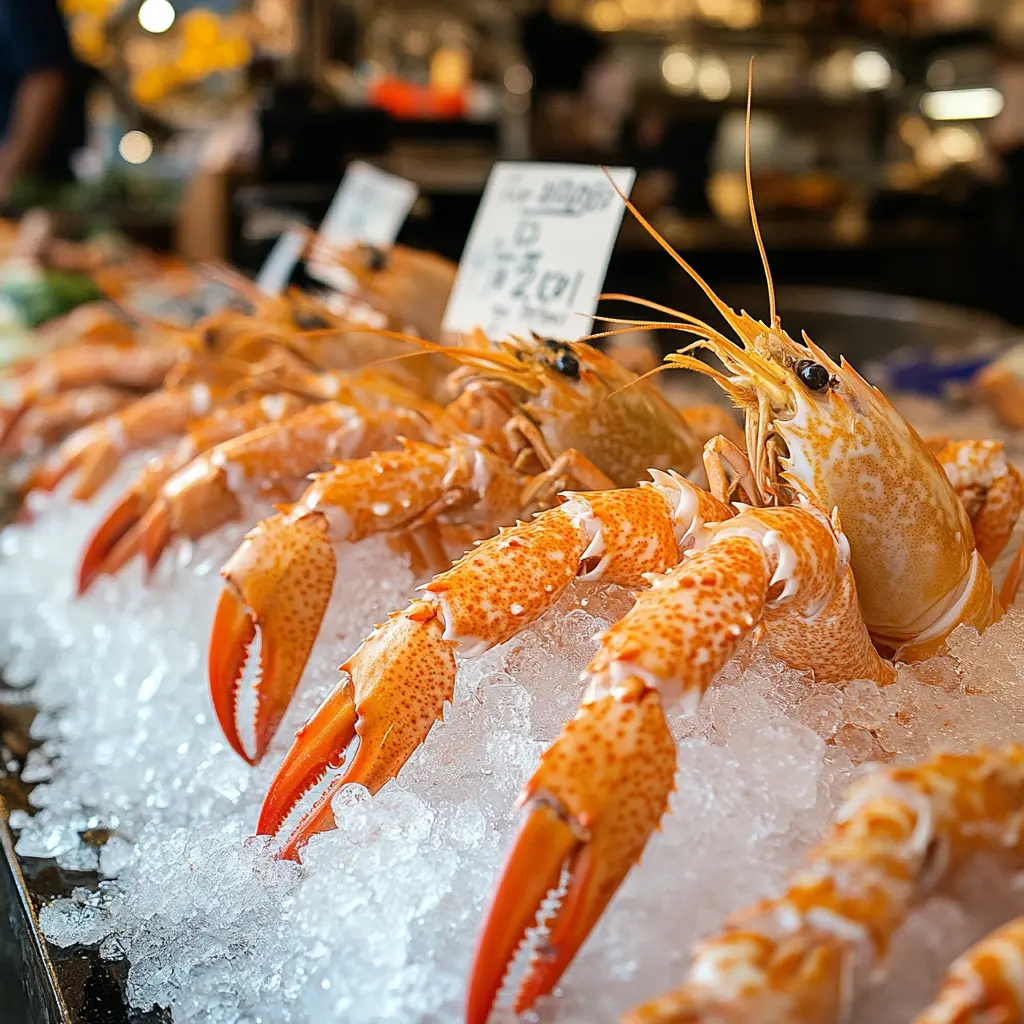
xmin=430 ymin=48 xmax=469 ymax=93
xmin=118 ymin=130 xmax=154 ymax=164
xmin=921 ymin=88 xmax=1004 ymax=121
xmin=181 ymin=8 xmax=221 ymax=46
xmin=588 ymin=0 xmax=626 ymax=30
xmin=138 ymin=0 xmax=175 ymax=34
xmin=178 ymin=49 xmax=213 ymax=80
xmin=723 ymin=0 xmax=759 ymax=28
xmin=851 ymin=50 xmax=891 ymax=91
xmin=69 ymin=15 xmax=110 ymax=65
xmin=697 ymin=0 xmax=728 ymax=17
xmin=934 ymin=126 xmax=981 ymax=162
xmin=661 ymin=48 xmax=695 ymax=92
xmin=219 ymin=37 xmax=252 ymax=69
xmin=697 ymin=56 xmax=731 ymax=101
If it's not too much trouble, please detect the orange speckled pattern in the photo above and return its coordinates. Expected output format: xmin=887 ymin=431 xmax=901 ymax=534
xmin=936 ymin=439 xmax=1024 ymax=568
xmin=305 ymin=440 xmax=459 ymax=541
xmin=338 ymin=602 xmax=456 ymax=791
xmin=622 ymin=745 xmax=1024 ymax=1024
xmin=211 ymin=510 xmax=336 ymax=763
xmin=914 ymin=915 xmax=1024 ymax=1024
xmin=587 ymin=535 xmax=769 ymax=710
xmin=424 ymin=505 xmax=588 ymax=651
xmin=566 ymin=486 xmax=682 ymax=588
xmin=764 ymin=565 xmax=893 ymax=684
xmin=260 ymin=602 xmax=456 ymax=849
xmin=150 ymin=401 xmax=421 ymax=546
xmin=718 ymin=505 xmax=894 ymax=685
xmin=474 ymin=680 xmax=677 ymax=1017
xmin=303 ymin=437 xmax=521 ymax=542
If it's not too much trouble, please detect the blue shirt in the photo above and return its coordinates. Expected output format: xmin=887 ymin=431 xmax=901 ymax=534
xmin=0 ymin=0 xmax=86 ymax=178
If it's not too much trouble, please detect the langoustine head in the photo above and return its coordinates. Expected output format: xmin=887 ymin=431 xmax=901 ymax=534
xmin=368 ymin=327 xmax=704 ymax=487
xmin=604 ymin=114 xmax=974 ymax=645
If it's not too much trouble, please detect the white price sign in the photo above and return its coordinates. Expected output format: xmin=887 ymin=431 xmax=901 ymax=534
xmin=307 ymin=161 xmax=418 ymax=290
xmin=442 ymin=163 xmax=635 ymax=341
xmin=256 ymin=228 xmax=305 ymax=297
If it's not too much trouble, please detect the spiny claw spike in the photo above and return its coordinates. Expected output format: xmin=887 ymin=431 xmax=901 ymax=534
xmin=208 ymin=586 xmax=257 ymax=764
xmin=214 ymin=511 xmax=337 ymax=766
xmin=470 ymin=686 xmax=677 ymax=1019
xmin=139 ymin=502 xmax=172 ymax=577
xmin=275 ymin=773 xmax=350 ymax=862
xmin=466 ymin=804 xmax=580 ymax=1024
xmin=256 ymin=681 xmax=357 ymax=837
xmin=514 ymin=843 xmax=599 ymax=1012
xmin=258 ymin=602 xmax=456 ymax=843
xmin=77 ymin=492 xmax=145 ymax=595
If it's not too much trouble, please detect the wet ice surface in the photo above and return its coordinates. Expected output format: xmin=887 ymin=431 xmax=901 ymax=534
xmin=6 ymin=461 xmax=1024 ymax=1022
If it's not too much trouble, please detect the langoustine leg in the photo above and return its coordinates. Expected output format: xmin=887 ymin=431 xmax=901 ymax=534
xmin=84 ymin=400 xmax=429 ymax=587
xmin=622 ymin=745 xmax=1024 ymax=1024
xmin=76 ymin=394 xmax=308 ymax=594
xmin=914 ymin=916 xmax=1024 ymax=1024
xmin=208 ymin=439 xmax=614 ymax=766
xmin=255 ymin=473 xmax=728 ymax=849
xmin=466 ymin=499 xmax=896 ymax=1022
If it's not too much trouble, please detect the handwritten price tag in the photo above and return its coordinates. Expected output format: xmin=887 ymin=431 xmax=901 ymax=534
xmin=307 ymin=161 xmax=419 ymax=290
xmin=442 ymin=163 xmax=635 ymax=341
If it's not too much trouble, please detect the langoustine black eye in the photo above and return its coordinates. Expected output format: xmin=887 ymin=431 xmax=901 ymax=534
xmin=542 ymin=339 xmax=581 ymax=379
xmin=795 ymin=358 xmax=830 ymax=392
xmin=555 ymin=351 xmax=580 ymax=379
xmin=364 ymin=246 xmax=388 ymax=273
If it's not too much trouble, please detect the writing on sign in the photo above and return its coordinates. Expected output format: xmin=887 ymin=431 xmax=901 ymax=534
xmin=256 ymin=228 xmax=306 ymax=297
xmin=442 ymin=163 xmax=635 ymax=341
xmin=307 ymin=161 xmax=418 ymax=290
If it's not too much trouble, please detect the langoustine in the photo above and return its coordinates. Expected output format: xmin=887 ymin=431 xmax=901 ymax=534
xmin=244 ymin=73 xmax=1024 ymax=1024
xmin=206 ymin=328 xmax=738 ymax=764
xmin=622 ymin=745 xmax=1024 ymax=1024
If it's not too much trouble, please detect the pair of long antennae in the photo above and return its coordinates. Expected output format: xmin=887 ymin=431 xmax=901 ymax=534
xmin=291 ymin=60 xmax=777 ymax=396
xmin=597 ymin=57 xmax=779 ymax=343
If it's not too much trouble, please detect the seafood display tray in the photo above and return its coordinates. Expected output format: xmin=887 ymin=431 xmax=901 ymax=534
xmin=0 ymin=692 xmax=168 ymax=1024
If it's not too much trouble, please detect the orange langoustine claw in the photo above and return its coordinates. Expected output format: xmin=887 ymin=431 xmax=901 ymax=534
xmin=74 ymin=393 xmax=309 ymax=594
xmin=464 ymin=96 xmax=1024 ymax=1018
xmin=207 ymin=329 xmax=729 ymax=771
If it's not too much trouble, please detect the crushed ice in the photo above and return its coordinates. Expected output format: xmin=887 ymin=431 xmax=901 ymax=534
xmin=4 ymin=457 xmax=1024 ymax=1022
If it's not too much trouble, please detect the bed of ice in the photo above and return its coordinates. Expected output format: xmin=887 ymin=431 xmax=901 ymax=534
xmin=4 ymin=430 xmax=1024 ymax=1024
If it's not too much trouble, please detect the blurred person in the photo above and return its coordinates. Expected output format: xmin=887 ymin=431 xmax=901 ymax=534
xmin=0 ymin=0 xmax=87 ymax=201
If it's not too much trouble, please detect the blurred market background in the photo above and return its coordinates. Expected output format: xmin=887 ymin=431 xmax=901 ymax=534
xmin=13 ymin=0 xmax=1024 ymax=325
